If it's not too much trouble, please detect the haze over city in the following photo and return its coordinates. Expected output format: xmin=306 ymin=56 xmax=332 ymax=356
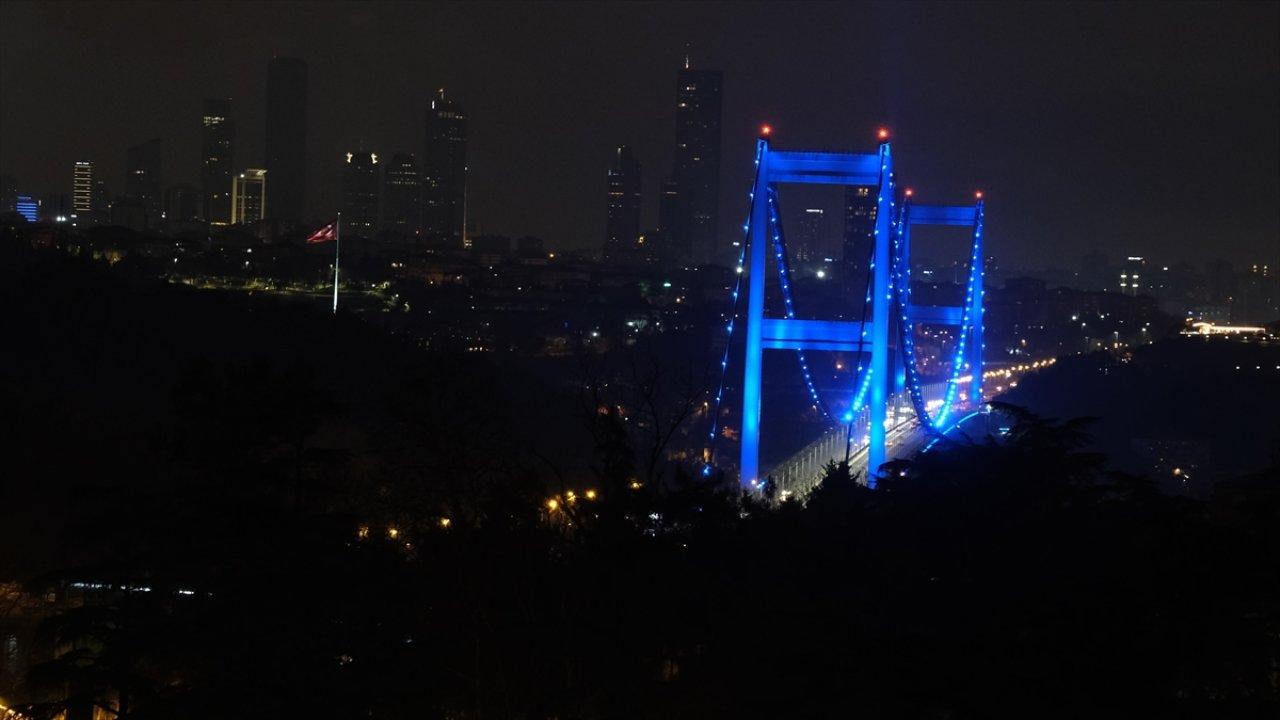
xmin=2 ymin=3 xmax=1278 ymax=718
xmin=2 ymin=1 xmax=1276 ymax=267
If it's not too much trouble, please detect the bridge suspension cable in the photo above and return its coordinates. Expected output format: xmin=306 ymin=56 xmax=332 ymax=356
xmin=765 ymin=185 xmax=878 ymax=428
xmin=764 ymin=186 xmax=831 ymax=420
xmin=893 ymin=197 xmax=986 ymax=432
xmin=702 ymin=142 xmax=764 ymax=475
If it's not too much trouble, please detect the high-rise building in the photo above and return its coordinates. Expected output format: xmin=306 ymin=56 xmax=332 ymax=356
xmin=41 ymin=194 xmax=70 ymax=222
xmin=15 ymin=195 xmax=38 ymax=223
xmin=92 ymin=179 xmax=111 ymax=215
xmin=658 ymin=176 xmax=681 ymax=234
xmin=1120 ymin=256 xmax=1146 ymax=296
xmin=202 ymin=98 xmax=235 ymax=224
xmin=381 ymin=152 xmax=420 ymax=233
xmin=72 ymin=161 xmax=93 ymax=214
xmin=165 ymin=184 xmax=201 ymax=225
xmin=125 ymin=138 xmax=162 ymax=227
xmin=422 ymin=88 xmax=467 ymax=245
xmin=671 ymin=60 xmax=722 ymax=265
xmin=657 ymin=176 xmax=683 ymax=266
xmin=265 ymin=58 xmax=307 ymax=225
xmin=842 ymin=185 xmax=877 ymax=283
xmin=341 ymin=149 xmax=380 ymax=237
xmin=111 ymin=197 xmax=147 ymax=231
xmin=795 ymin=208 xmax=824 ymax=265
xmin=230 ymin=169 xmax=267 ymax=225
xmin=603 ymin=145 xmax=642 ymax=262
xmin=0 ymin=174 xmax=17 ymax=213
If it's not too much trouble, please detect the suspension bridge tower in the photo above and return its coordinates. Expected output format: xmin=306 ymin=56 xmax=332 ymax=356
xmin=739 ymin=132 xmax=895 ymax=486
xmin=705 ymin=128 xmax=987 ymax=490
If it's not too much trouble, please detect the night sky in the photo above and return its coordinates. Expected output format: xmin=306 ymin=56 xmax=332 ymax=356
xmin=2 ymin=1 xmax=1276 ymax=269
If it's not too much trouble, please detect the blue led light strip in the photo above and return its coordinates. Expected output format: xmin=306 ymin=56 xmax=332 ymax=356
xmin=702 ymin=144 xmax=764 ymax=475
xmin=766 ymin=186 xmax=880 ymax=429
xmin=893 ymin=209 xmax=936 ymax=430
xmin=893 ymin=200 xmax=984 ymax=431
xmin=843 ymin=165 xmax=891 ymax=428
xmin=764 ymin=187 xmax=832 ymax=421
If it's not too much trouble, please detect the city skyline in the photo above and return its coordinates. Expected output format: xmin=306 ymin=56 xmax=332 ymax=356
xmin=0 ymin=1 xmax=1276 ymax=268
xmin=2 ymin=5 xmax=1278 ymax=714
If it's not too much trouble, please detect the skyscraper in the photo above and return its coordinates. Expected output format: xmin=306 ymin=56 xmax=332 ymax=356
xmin=202 ymin=98 xmax=234 ymax=224
xmin=381 ymin=152 xmax=420 ymax=234
xmin=15 ymin=195 xmax=38 ymax=223
xmin=795 ymin=208 xmax=824 ymax=264
xmin=603 ymin=145 xmax=642 ymax=262
xmin=230 ymin=169 xmax=267 ymax=225
xmin=842 ymin=185 xmax=877 ymax=283
xmin=657 ymin=176 xmax=683 ymax=267
xmin=671 ymin=60 xmax=722 ymax=265
xmin=265 ymin=57 xmax=307 ymax=225
xmin=1120 ymin=256 xmax=1146 ymax=296
xmin=72 ymin=161 xmax=93 ymax=215
xmin=125 ymin=138 xmax=162 ymax=227
xmin=341 ymin=149 xmax=380 ymax=237
xmin=422 ymin=88 xmax=467 ymax=245
xmin=92 ymin=178 xmax=111 ymax=218
xmin=165 ymin=184 xmax=201 ymax=225
xmin=0 ymin=174 xmax=17 ymax=214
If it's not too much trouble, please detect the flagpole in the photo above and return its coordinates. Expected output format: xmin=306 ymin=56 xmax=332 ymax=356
xmin=333 ymin=213 xmax=341 ymax=314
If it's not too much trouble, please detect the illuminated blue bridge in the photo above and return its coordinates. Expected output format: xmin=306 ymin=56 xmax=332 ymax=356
xmin=702 ymin=132 xmax=989 ymax=491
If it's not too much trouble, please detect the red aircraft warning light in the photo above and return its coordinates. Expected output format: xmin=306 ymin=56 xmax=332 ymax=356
xmin=877 ymin=127 xmax=890 ymax=141
xmin=759 ymin=124 xmax=773 ymax=138
xmin=904 ymin=187 xmax=914 ymax=198
xmin=975 ymin=190 xmax=984 ymax=200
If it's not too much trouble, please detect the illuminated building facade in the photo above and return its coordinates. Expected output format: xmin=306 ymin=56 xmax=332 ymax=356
xmin=341 ymin=149 xmax=380 ymax=237
xmin=381 ymin=152 xmax=420 ymax=233
xmin=603 ymin=145 xmax=641 ymax=262
xmin=125 ymin=138 xmax=162 ymax=227
xmin=230 ymin=169 xmax=267 ymax=225
xmin=671 ymin=62 xmax=722 ymax=264
xmin=795 ymin=207 xmax=823 ymax=264
xmin=72 ymin=161 xmax=93 ymax=214
xmin=202 ymin=97 xmax=234 ymax=223
xmin=1120 ymin=255 xmax=1146 ymax=296
xmin=422 ymin=88 xmax=467 ymax=245
xmin=15 ymin=195 xmax=38 ymax=223
xmin=842 ymin=184 xmax=877 ymax=283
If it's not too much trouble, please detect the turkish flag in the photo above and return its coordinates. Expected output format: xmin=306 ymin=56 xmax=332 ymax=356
xmin=306 ymin=221 xmax=337 ymax=244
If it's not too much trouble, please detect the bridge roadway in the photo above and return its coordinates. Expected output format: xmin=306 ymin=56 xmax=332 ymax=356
xmin=767 ymin=359 xmax=1055 ymax=497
